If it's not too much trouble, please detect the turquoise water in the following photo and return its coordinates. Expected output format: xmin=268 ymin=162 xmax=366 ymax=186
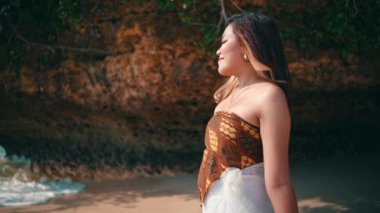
xmin=0 ymin=146 xmax=85 ymax=207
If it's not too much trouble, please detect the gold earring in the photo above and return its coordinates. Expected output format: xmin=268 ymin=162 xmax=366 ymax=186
xmin=244 ymin=54 xmax=248 ymax=61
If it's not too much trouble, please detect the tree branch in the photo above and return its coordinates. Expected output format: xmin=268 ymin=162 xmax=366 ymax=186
xmin=16 ymin=33 xmax=116 ymax=55
xmin=7 ymin=20 xmax=116 ymax=55
xmin=231 ymin=0 xmax=245 ymax=13
xmin=346 ymin=0 xmax=359 ymax=16
xmin=216 ymin=0 xmax=228 ymax=35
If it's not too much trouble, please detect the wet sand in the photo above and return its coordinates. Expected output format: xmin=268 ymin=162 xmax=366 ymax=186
xmin=292 ymin=151 xmax=380 ymax=212
xmin=2 ymin=152 xmax=379 ymax=213
xmin=1 ymin=173 xmax=201 ymax=213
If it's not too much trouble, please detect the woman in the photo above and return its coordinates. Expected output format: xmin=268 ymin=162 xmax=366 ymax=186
xmin=197 ymin=12 xmax=299 ymax=213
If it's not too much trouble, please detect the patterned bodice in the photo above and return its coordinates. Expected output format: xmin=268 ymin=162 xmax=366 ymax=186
xmin=197 ymin=111 xmax=264 ymax=203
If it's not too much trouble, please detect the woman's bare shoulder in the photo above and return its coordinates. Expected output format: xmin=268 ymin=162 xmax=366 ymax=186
xmin=247 ymin=82 xmax=288 ymax=114
xmin=247 ymin=81 xmax=285 ymax=101
xmin=260 ymin=82 xmax=286 ymax=100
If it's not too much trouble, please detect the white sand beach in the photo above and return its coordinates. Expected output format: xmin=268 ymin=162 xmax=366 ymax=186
xmin=2 ymin=152 xmax=379 ymax=213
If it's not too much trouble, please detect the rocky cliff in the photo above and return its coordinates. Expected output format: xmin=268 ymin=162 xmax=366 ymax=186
xmin=0 ymin=0 xmax=379 ymax=180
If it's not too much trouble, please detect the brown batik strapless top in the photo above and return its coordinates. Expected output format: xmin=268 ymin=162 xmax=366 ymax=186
xmin=197 ymin=111 xmax=264 ymax=204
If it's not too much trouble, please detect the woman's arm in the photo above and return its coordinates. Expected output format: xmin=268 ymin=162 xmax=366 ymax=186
xmin=258 ymin=85 xmax=299 ymax=213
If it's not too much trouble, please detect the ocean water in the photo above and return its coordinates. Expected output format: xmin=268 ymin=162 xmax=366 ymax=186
xmin=0 ymin=146 xmax=85 ymax=207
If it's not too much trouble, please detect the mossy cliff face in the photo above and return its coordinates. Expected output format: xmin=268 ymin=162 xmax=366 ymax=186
xmin=13 ymin=0 xmax=220 ymax=127
xmin=0 ymin=0 xmax=379 ymax=180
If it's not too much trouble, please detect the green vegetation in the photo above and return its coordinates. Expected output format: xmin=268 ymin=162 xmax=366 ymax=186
xmin=142 ymin=0 xmax=380 ymax=59
xmin=0 ymin=0 xmax=83 ymax=71
xmin=1 ymin=0 xmax=379 ymax=72
xmin=271 ymin=0 xmax=380 ymax=58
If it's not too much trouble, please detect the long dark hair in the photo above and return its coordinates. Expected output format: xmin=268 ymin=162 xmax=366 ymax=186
xmin=214 ymin=12 xmax=291 ymax=102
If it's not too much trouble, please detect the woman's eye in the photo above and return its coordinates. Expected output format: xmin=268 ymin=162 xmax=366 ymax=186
xmin=221 ymin=40 xmax=227 ymax=44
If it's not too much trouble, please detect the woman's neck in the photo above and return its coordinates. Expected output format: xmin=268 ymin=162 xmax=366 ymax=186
xmin=234 ymin=68 xmax=264 ymax=88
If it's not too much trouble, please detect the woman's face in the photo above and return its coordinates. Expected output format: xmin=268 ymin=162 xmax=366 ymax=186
xmin=216 ymin=24 xmax=245 ymax=76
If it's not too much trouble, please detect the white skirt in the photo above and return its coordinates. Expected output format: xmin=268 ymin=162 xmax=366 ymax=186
xmin=202 ymin=163 xmax=274 ymax=213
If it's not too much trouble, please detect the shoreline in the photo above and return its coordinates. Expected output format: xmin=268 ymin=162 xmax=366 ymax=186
xmin=2 ymin=151 xmax=379 ymax=213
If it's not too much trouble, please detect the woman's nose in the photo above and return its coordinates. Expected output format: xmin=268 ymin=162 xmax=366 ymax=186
xmin=216 ymin=48 xmax=221 ymax=56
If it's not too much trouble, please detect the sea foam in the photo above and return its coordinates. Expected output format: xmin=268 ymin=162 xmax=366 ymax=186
xmin=0 ymin=146 xmax=85 ymax=207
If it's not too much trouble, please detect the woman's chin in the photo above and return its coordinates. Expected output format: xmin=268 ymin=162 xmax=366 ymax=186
xmin=217 ymin=69 xmax=233 ymax=77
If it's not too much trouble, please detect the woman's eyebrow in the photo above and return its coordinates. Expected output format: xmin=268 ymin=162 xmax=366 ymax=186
xmin=218 ymin=34 xmax=224 ymax=41
xmin=220 ymin=34 xmax=226 ymax=41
